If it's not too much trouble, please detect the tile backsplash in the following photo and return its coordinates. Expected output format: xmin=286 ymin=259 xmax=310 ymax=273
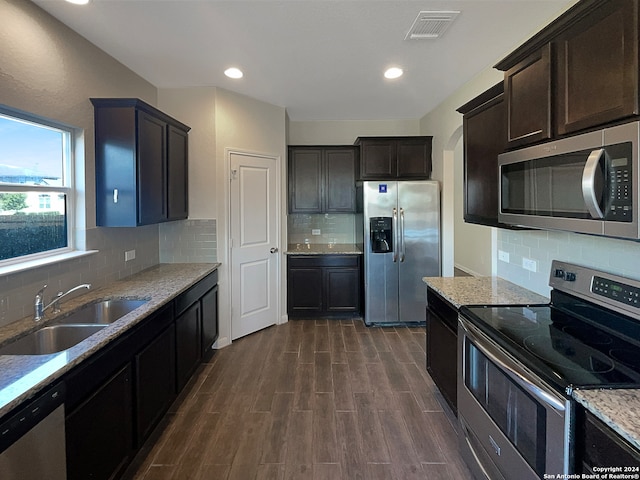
xmin=288 ymin=213 xmax=359 ymax=245
xmin=497 ymin=229 xmax=640 ymax=296
xmin=159 ymin=219 xmax=217 ymax=263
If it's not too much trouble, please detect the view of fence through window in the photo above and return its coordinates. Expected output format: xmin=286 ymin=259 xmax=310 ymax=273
xmin=0 ymin=110 xmax=71 ymax=262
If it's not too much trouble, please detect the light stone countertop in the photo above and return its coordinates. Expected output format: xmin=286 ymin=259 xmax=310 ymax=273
xmin=0 ymin=262 xmax=219 ymax=418
xmin=285 ymin=243 xmax=362 ymax=255
xmin=422 ymin=276 xmax=549 ymax=309
xmin=573 ymin=389 xmax=640 ymax=451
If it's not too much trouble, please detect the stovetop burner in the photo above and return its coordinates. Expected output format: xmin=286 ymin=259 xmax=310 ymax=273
xmin=460 ymin=293 xmax=640 ymax=393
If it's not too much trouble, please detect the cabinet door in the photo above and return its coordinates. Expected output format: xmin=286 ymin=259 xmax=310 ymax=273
xmin=325 ymin=148 xmax=357 ymax=212
xmin=66 ymin=363 xmax=134 ymax=480
xmin=289 ymin=148 xmax=323 ymax=213
xmin=134 ymin=324 xmax=176 ymax=446
xmin=463 ymin=93 xmax=505 ymax=226
xmin=176 ymin=302 xmax=202 ymax=392
xmin=324 ymin=267 xmax=360 ymax=314
xmin=201 ymin=285 xmax=219 ymax=356
xmin=167 ymin=125 xmax=189 ymax=221
xmin=396 ymin=138 xmax=432 ymax=179
xmin=137 ymin=111 xmax=167 ymax=224
xmin=556 ymin=0 xmax=638 ymax=135
xmin=287 ymin=266 xmax=323 ymax=317
xmin=359 ymin=139 xmax=396 ymax=179
xmin=505 ymin=44 xmax=552 ymax=148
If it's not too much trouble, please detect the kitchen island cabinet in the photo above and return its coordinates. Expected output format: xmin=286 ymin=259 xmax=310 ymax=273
xmin=91 ymin=98 xmax=190 ymax=226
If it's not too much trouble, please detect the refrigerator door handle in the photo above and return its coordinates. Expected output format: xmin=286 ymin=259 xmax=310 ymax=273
xmin=392 ymin=208 xmax=398 ymax=262
xmin=399 ymin=208 xmax=405 ymax=262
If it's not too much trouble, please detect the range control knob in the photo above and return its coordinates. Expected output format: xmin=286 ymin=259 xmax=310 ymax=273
xmin=554 ymin=269 xmax=565 ymax=279
xmin=565 ymin=272 xmax=577 ymax=282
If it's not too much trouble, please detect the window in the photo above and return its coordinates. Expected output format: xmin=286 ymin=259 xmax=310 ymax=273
xmin=0 ymin=107 xmax=73 ymax=264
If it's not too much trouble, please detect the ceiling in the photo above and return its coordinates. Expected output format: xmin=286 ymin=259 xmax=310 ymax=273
xmin=32 ymin=0 xmax=576 ymax=122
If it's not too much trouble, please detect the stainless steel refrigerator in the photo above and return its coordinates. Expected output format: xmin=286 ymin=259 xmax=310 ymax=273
xmin=362 ymin=180 xmax=440 ymax=326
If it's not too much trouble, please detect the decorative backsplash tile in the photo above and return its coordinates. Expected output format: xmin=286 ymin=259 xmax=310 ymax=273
xmin=288 ymin=213 xmax=358 ymax=245
xmin=159 ymin=219 xmax=217 ymax=263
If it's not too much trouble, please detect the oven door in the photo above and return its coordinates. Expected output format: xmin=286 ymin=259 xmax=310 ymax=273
xmin=457 ymin=315 xmax=570 ymax=480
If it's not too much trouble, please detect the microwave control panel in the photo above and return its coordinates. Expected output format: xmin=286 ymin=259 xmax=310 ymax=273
xmin=606 ymin=143 xmax=633 ymax=222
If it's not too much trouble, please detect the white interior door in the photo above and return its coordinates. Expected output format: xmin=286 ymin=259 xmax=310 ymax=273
xmin=230 ymin=152 xmax=279 ymax=340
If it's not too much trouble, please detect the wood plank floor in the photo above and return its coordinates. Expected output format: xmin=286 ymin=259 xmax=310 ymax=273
xmin=125 ymin=319 xmax=472 ymax=480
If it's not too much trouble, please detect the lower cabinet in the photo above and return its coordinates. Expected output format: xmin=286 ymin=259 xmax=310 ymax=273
xmin=66 ymin=363 xmax=134 ymax=480
xmin=287 ymin=255 xmax=362 ymax=318
xmin=426 ymin=287 xmax=458 ymax=415
xmin=134 ymin=324 xmax=176 ymax=445
xmin=64 ymin=270 xmax=219 ymax=479
xmin=576 ymin=407 xmax=640 ymax=473
xmin=176 ymin=302 xmax=201 ymax=392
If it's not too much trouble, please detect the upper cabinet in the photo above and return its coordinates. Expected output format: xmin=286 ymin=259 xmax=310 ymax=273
xmin=496 ymin=0 xmax=640 ymax=147
xmin=91 ymin=98 xmax=190 ymax=227
xmin=504 ymin=44 xmax=552 ymax=148
xmin=355 ymin=136 xmax=432 ymax=180
xmin=288 ymin=146 xmax=357 ymax=214
xmin=555 ymin=0 xmax=639 ymax=135
xmin=457 ymin=83 xmax=506 ymax=227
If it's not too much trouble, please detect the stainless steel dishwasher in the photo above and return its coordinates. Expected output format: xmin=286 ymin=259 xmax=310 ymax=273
xmin=0 ymin=382 xmax=66 ymax=480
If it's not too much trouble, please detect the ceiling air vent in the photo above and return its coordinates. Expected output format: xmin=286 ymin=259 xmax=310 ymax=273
xmin=405 ymin=11 xmax=461 ymax=40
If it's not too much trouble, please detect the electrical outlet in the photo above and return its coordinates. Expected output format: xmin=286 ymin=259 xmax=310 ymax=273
xmin=125 ymin=249 xmax=136 ymax=262
xmin=522 ymin=257 xmax=537 ymax=272
xmin=312 ymin=229 xmax=321 ymax=235
xmin=498 ymin=250 xmax=510 ymax=263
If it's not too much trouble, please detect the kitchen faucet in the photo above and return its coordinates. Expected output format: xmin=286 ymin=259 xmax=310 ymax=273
xmin=34 ymin=283 xmax=92 ymax=321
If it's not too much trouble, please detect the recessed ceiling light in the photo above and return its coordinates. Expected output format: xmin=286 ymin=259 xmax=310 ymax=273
xmin=224 ymin=67 xmax=244 ymax=79
xmin=65 ymin=0 xmax=90 ymax=4
xmin=384 ymin=67 xmax=404 ymax=79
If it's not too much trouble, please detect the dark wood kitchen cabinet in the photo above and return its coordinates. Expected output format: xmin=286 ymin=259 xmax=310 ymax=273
xmin=496 ymin=0 xmax=640 ymax=143
xmin=576 ymin=406 xmax=640 ymax=473
xmin=555 ymin=0 xmax=639 ymax=135
xmin=91 ymin=98 xmax=190 ymax=226
xmin=287 ymin=255 xmax=361 ymax=318
xmin=288 ymin=146 xmax=357 ymax=213
xmin=457 ymin=83 xmax=506 ymax=227
xmin=503 ymin=44 xmax=552 ymax=148
xmin=426 ymin=287 xmax=458 ymax=415
xmin=355 ymin=136 xmax=432 ymax=180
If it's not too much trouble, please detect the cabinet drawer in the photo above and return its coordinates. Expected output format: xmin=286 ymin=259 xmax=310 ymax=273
xmin=288 ymin=255 xmax=360 ymax=268
xmin=175 ymin=270 xmax=218 ymax=316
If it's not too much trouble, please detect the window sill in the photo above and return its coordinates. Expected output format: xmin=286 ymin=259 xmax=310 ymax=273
xmin=0 ymin=250 xmax=99 ymax=277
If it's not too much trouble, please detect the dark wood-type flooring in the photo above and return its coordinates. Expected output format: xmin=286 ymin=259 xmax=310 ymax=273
xmin=126 ymin=319 xmax=472 ymax=479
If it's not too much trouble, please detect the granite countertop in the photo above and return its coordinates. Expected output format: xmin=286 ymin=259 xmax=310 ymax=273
xmin=0 ymin=262 xmax=220 ymax=418
xmin=422 ymin=275 xmax=549 ymax=309
xmin=573 ymin=389 xmax=640 ymax=451
xmin=285 ymin=243 xmax=362 ymax=255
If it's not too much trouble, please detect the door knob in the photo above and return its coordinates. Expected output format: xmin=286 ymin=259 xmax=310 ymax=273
xmin=270 ymin=247 xmax=279 ymax=253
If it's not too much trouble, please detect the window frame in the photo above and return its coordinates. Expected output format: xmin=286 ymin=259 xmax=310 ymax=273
xmin=0 ymin=105 xmax=76 ymax=267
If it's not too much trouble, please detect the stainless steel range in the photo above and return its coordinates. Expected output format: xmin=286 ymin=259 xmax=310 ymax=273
xmin=458 ymin=260 xmax=640 ymax=480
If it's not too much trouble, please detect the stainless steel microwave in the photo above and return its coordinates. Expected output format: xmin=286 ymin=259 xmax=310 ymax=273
xmin=498 ymin=121 xmax=639 ymax=239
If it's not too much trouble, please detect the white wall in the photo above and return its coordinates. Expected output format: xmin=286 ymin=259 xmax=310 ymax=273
xmin=0 ymin=0 xmax=160 ymax=325
xmin=419 ymin=68 xmax=502 ymax=277
xmin=288 ymin=119 xmax=420 ymax=145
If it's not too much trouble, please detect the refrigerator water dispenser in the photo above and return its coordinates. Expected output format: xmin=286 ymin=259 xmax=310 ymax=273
xmin=370 ymin=217 xmax=393 ymax=253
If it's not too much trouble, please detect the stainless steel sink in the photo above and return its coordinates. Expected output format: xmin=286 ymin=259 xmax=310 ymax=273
xmin=0 ymin=325 xmax=107 ymax=355
xmin=55 ymin=299 xmax=147 ymax=325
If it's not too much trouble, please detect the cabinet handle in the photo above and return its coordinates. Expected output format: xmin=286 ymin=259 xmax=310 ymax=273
xmin=113 ymin=188 xmax=119 ymax=204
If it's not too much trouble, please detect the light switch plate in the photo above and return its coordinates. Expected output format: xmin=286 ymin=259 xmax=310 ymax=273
xmin=498 ymin=250 xmax=510 ymax=263
xmin=312 ymin=229 xmax=321 ymax=235
xmin=522 ymin=257 xmax=537 ymax=272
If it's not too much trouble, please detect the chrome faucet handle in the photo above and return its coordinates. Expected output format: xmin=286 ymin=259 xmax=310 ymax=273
xmin=34 ymin=284 xmax=48 ymax=321
xmin=52 ymin=292 xmax=64 ymax=314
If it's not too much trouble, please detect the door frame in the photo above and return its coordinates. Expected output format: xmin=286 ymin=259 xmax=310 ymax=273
xmin=225 ymin=148 xmax=284 ymax=343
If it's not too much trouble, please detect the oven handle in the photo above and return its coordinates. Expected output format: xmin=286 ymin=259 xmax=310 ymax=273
xmin=460 ymin=318 xmax=566 ymax=413
xmin=582 ymin=148 xmax=605 ymax=219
